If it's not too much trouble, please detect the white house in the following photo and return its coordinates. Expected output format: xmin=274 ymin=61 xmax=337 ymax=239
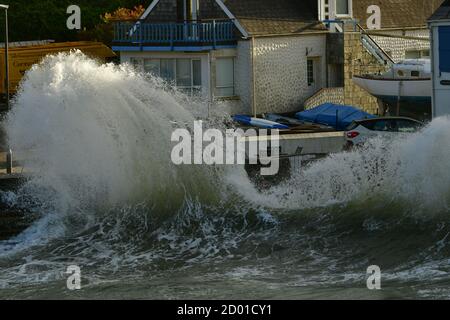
xmin=429 ymin=0 xmax=450 ymax=117
xmin=112 ymin=0 xmax=332 ymax=116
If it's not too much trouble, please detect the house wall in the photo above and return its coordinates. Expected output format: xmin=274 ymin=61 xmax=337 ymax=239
xmin=249 ymin=33 xmax=328 ymax=115
xmin=431 ymin=21 xmax=450 ymax=118
xmin=371 ymin=29 xmax=431 ymax=62
xmin=210 ymin=48 xmax=247 ymax=116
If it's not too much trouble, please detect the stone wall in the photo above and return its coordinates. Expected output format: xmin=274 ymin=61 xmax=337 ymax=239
xmin=304 ymin=87 xmax=344 ymax=109
xmin=343 ymin=32 xmax=387 ymax=115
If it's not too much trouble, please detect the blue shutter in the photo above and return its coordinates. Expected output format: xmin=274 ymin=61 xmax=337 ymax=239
xmin=439 ymin=26 xmax=450 ymax=73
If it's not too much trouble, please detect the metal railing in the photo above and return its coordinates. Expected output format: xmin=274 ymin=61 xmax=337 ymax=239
xmin=356 ymin=23 xmax=395 ymax=66
xmin=114 ymin=20 xmax=236 ymax=46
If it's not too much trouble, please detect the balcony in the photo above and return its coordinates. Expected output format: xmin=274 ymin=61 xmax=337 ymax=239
xmin=113 ymin=20 xmax=237 ymax=51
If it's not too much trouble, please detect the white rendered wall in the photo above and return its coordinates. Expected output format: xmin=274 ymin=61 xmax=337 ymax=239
xmin=371 ymin=29 xmax=431 ymax=62
xmin=250 ymin=34 xmax=327 ymax=114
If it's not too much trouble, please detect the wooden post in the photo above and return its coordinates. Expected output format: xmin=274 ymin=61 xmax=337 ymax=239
xmin=251 ymin=36 xmax=257 ymax=117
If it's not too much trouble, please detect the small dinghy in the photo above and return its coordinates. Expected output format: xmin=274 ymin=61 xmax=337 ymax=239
xmin=232 ymin=115 xmax=289 ymax=129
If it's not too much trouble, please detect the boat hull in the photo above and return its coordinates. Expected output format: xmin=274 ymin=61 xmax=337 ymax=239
xmin=353 ymin=76 xmax=432 ymax=99
xmin=353 ymin=76 xmax=432 ymax=120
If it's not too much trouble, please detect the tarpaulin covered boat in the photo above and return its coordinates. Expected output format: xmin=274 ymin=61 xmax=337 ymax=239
xmin=295 ymin=103 xmax=376 ymax=131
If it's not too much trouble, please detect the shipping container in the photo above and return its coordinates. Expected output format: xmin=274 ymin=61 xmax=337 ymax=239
xmin=0 ymin=41 xmax=116 ymax=95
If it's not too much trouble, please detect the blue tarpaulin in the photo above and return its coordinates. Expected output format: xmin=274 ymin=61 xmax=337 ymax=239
xmin=295 ymin=103 xmax=376 ymax=131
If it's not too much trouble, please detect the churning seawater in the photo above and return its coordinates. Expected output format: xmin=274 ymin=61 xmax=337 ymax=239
xmin=1 ymin=51 xmax=450 ymax=299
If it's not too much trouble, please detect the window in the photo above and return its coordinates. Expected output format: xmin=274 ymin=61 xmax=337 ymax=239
xmin=143 ymin=58 xmax=202 ymax=95
xmin=411 ymin=70 xmax=420 ymax=77
xmin=360 ymin=121 xmax=375 ymax=130
xmin=176 ymin=59 xmax=192 ymax=87
xmin=373 ymin=120 xmax=396 ymax=132
xmin=335 ymin=0 xmax=350 ymax=16
xmin=160 ymin=59 xmax=176 ymax=82
xmin=307 ymin=59 xmax=314 ymax=86
xmin=144 ymin=59 xmax=160 ymax=75
xmin=192 ymin=60 xmax=202 ymax=87
xmin=215 ymin=58 xmax=235 ymax=97
xmin=396 ymin=120 xmax=421 ymax=133
xmin=130 ymin=58 xmax=143 ymax=71
xmin=397 ymin=70 xmax=405 ymax=77
xmin=405 ymin=50 xmax=430 ymax=59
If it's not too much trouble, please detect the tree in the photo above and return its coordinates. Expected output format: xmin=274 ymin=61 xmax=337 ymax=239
xmin=102 ymin=5 xmax=146 ymax=22
xmin=0 ymin=0 xmax=147 ymax=43
xmin=76 ymin=5 xmax=146 ymax=45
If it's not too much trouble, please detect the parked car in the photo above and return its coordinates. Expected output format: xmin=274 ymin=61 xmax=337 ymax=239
xmin=345 ymin=117 xmax=424 ymax=148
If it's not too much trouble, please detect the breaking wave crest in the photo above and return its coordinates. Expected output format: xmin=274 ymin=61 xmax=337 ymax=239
xmin=253 ymin=116 xmax=450 ymax=212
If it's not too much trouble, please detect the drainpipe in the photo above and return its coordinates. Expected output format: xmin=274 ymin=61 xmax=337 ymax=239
xmin=430 ymin=24 xmax=436 ymax=119
xmin=251 ymin=36 xmax=257 ymax=117
xmin=208 ymin=51 xmax=212 ymax=119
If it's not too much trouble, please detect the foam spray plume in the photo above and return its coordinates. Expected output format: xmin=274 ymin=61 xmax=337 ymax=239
xmin=3 ymin=51 xmax=230 ymax=247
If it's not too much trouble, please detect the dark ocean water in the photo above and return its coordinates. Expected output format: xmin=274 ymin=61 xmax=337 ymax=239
xmin=1 ymin=52 xmax=450 ymax=299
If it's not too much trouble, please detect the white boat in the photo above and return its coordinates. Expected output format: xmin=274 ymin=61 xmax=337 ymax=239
xmin=353 ymin=59 xmax=432 ymax=117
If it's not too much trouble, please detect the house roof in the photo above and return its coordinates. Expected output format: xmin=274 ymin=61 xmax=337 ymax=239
xmin=222 ymin=0 xmax=326 ymax=36
xmin=353 ymin=0 xmax=445 ymax=29
xmin=0 ymin=40 xmax=55 ymax=48
xmin=429 ymin=0 xmax=450 ymax=21
xmin=141 ymin=0 xmax=442 ymax=37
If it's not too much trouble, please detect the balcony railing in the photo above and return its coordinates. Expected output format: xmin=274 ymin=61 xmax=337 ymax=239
xmin=113 ymin=20 xmax=236 ymax=47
